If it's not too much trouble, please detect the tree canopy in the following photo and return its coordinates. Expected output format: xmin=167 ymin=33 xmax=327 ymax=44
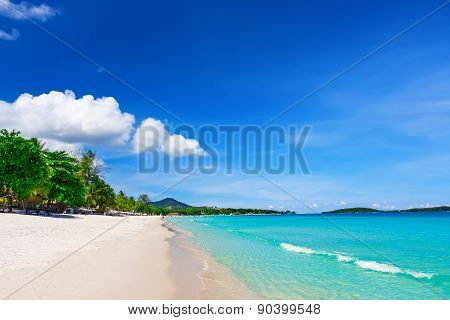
xmin=138 ymin=194 xmax=150 ymax=205
xmin=45 ymin=150 xmax=86 ymax=208
xmin=0 ymin=130 xmax=48 ymax=210
xmin=86 ymin=176 xmax=116 ymax=212
xmin=0 ymin=130 xmax=116 ymax=212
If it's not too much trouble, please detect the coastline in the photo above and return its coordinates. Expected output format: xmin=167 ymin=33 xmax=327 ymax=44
xmin=165 ymin=220 xmax=257 ymax=299
xmin=0 ymin=212 xmax=254 ymax=299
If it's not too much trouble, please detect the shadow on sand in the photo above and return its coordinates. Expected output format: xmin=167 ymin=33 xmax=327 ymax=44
xmin=1 ymin=210 xmax=79 ymax=219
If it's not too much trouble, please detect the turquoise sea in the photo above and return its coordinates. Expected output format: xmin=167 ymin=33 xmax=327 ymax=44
xmin=168 ymin=213 xmax=450 ymax=299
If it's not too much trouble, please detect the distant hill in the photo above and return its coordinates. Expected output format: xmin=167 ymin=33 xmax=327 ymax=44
xmin=322 ymin=207 xmax=380 ymax=214
xmin=400 ymin=206 xmax=450 ymax=213
xmin=323 ymin=206 xmax=450 ymax=214
xmin=150 ymin=198 xmax=191 ymax=209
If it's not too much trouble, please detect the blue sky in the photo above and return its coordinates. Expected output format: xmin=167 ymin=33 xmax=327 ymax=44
xmin=1 ymin=0 xmax=449 ymax=211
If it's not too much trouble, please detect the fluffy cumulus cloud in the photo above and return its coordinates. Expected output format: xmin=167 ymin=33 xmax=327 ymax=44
xmin=132 ymin=118 xmax=206 ymax=157
xmin=0 ymin=0 xmax=57 ymax=22
xmin=0 ymin=27 xmax=19 ymax=40
xmin=39 ymin=138 xmax=82 ymax=154
xmin=0 ymin=90 xmax=135 ymax=148
xmin=0 ymin=90 xmax=204 ymax=156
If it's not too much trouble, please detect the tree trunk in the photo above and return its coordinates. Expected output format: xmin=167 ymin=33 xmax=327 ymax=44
xmin=8 ymin=195 xmax=12 ymax=212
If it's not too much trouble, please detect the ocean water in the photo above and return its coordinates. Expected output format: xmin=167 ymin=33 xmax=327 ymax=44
xmin=168 ymin=213 xmax=450 ymax=299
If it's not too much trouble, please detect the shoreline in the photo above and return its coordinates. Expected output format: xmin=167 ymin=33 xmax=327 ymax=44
xmin=164 ymin=220 xmax=257 ymax=299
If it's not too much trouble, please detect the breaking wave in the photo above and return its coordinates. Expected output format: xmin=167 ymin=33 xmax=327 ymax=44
xmin=280 ymin=243 xmax=433 ymax=279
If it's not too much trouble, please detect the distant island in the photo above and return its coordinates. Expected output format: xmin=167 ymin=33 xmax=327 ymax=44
xmin=147 ymin=198 xmax=290 ymax=215
xmin=323 ymin=206 xmax=450 ymax=214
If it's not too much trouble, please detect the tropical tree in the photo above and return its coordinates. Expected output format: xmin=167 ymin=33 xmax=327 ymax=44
xmin=78 ymin=150 xmax=115 ymax=212
xmin=115 ymin=190 xmax=129 ymax=211
xmin=45 ymin=150 xmax=86 ymax=210
xmin=138 ymin=194 xmax=150 ymax=204
xmin=126 ymin=196 xmax=136 ymax=212
xmin=78 ymin=150 xmax=106 ymax=185
xmin=115 ymin=191 xmax=146 ymax=212
xmin=86 ymin=177 xmax=116 ymax=212
xmin=0 ymin=130 xmax=48 ymax=211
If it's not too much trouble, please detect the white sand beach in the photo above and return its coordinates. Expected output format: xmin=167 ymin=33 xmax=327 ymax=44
xmin=0 ymin=212 xmax=253 ymax=300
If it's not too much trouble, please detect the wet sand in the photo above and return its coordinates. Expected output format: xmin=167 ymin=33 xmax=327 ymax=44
xmin=166 ymin=222 xmax=256 ymax=299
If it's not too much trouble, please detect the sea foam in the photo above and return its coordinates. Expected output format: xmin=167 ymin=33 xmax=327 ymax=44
xmin=280 ymin=243 xmax=317 ymax=254
xmin=355 ymin=260 xmax=402 ymax=274
xmin=280 ymin=243 xmax=433 ymax=279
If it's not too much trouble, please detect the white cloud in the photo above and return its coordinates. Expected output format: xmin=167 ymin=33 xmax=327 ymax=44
xmin=419 ymin=202 xmax=432 ymax=208
xmin=40 ymin=138 xmax=82 ymax=154
xmin=131 ymin=118 xmax=166 ymax=151
xmin=0 ymin=90 xmax=204 ymax=157
xmin=0 ymin=90 xmax=135 ymax=147
xmin=0 ymin=0 xmax=57 ymax=22
xmin=372 ymin=203 xmax=396 ymax=210
xmin=162 ymin=134 xmax=205 ymax=157
xmin=0 ymin=27 xmax=19 ymax=40
xmin=132 ymin=118 xmax=206 ymax=157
